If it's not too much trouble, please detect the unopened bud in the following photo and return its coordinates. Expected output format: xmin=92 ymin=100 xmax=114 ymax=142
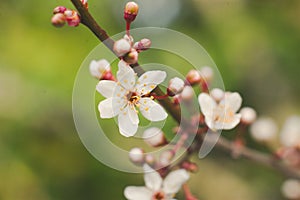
xmin=81 ymin=0 xmax=88 ymax=9
xmin=280 ymin=116 xmax=300 ymax=147
xmin=281 ymin=179 xmax=300 ymax=199
xmin=64 ymin=10 xmax=80 ymax=27
xmin=210 ymin=88 xmax=224 ymax=102
xmin=250 ymin=117 xmax=278 ymax=143
xmin=114 ymin=39 xmax=131 ymax=57
xmin=89 ymin=59 xmax=112 ymax=80
xmin=145 ymin=155 xmax=156 ymax=166
xmin=123 ymin=34 xmax=134 ymax=46
xmin=53 ymin=6 xmax=67 ymax=14
xmin=123 ymin=49 xmax=139 ymax=64
xmin=240 ymin=107 xmax=257 ymax=125
xmin=129 ymin=148 xmax=144 ymax=165
xmin=143 ymin=127 xmax=167 ymax=147
xmin=199 ymin=66 xmax=214 ymax=83
xmin=51 ymin=13 xmax=66 ymax=28
xmin=167 ymin=77 xmax=185 ymax=96
xmin=159 ymin=150 xmax=175 ymax=167
xmin=181 ymin=161 xmax=198 ymax=173
xmin=124 ymin=2 xmax=139 ymax=23
xmin=181 ymin=86 xmax=194 ymax=101
xmin=186 ymin=70 xmax=201 ymax=85
xmin=134 ymin=38 xmax=152 ymax=51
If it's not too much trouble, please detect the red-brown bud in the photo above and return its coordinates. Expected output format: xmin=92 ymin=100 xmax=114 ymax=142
xmin=124 ymin=2 xmax=139 ymax=23
xmin=51 ymin=13 xmax=66 ymax=28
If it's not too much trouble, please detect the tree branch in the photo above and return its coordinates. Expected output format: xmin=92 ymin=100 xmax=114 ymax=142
xmin=69 ymin=0 xmax=300 ymax=180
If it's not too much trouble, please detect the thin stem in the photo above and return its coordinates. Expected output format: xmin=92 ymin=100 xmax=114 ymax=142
xmin=70 ymin=0 xmax=300 ymax=180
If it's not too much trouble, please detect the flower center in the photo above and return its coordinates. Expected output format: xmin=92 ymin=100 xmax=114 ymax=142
xmin=127 ymin=92 xmax=140 ymax=104
xmin=152 ymin=191 xmax=166 ymax=200
xmin=214 ymin=105 xmax=235 ymax=123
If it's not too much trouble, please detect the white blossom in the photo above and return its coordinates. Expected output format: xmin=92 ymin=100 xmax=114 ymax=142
xmin=89 ymin=59 xmax=111 ymax=79
xmin=97 ymin=60 xmax=168 ymax=137
xmin=250 ymin=117 xmax=278 ymax=143
xmin=124 ymin=164 xmax=189 ymax=200
xmin=198 ymin=92 xmax=242 ymax=130
xmin=129 ymin=148 xmax=145 ymax=164
xmin=199 ymin=66 xmax=213 ymax=82
xmin=114 ymin=39 xmax=131 ymax=57
xmin=281 ymin=179 xmax=300 ymax=199
xmin=280 ymin=116 xmax=300 ymax=147
xmin=210 ymin=88 xmax=224 ymax=102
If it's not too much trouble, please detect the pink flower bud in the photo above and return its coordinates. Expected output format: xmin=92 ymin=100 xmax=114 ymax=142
xmin=186 ymin=70 xmax=201 ymax=85
xmin=143 ymin=127 xmax=167 ymax=147
xmin=51 ymin=13 xmax=66 ymax=28
xmin=81 ymin=0 xmax=88 ymax=9
xmin=124 ymin=2 xmax=139 ymax=23
xmin=210 ymin=88 xmax=224 ymax=102
xmin=159 ymin=150 xmax=174 ymax=167
xmin=133 ymin=38 xmax=152 ymax=51
xmin=145 ymin=155 xmax=156 ymax=166
xmin=181 ymin=161 xmax=198 ymax=173
xmin=129 ymin=148 xmax=145 ymax=165
xmin=167 ymin=77 xmax=185 ymax=96
xmin=53 ymin=6 xmax=67 ymax=14
xmin=181 ymin=86 xmax=194 ymax=101
xmin=199 ymin=66 xmax=214 ymax=82
xmin=240 ymin=107 xmax=257 ymax=125
xmin=123 ymin=49 xmax=139 ymax=64
xmin=113 ymin=39 xmax=131 ymax=57
xmin=64 ymin=10 xmax=80 ymax=27
xmin=123 ymin=34 xmax=134 ymax=45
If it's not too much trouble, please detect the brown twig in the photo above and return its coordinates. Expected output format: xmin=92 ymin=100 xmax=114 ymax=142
xmin=69 ymin=0 xmax=300 ymax=180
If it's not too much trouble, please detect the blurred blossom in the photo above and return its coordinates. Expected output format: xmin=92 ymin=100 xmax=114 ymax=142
xmin=240 ymin=107 xmax=257 ymax=125
xmin=124 ymin=164 xmax=189 ymax=200
xmin=210 ymin=88 xmax=224 ymax=102
xmin=89 ymin=59 xmax=111 ymax=80
xmin=129 ymin=148 xmax=145 ymax=165
xmin=280 ymin=116 xmax=300 ymax=147
xmin=143 ymin=127 xmax=167 ymax=147
xmin=250 ymin=117 xmax=278 ymax=143
xmin=198 ymin=92 xmax=242 ymax=130
xmin=281 ymin=179 xmax=300 ymax=199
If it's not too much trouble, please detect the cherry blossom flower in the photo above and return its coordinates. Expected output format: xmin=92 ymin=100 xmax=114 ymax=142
xmin=97 ymin=60 xmax=168 ymax=137
xmin=280 ymin=116 xmax=300 ymax=147
xmin=198 ymin=92 xmax=242 ymax=130
xmin=89 ymin=59 xmax=112 ymax=80
xmin=124 ymin=164 xmax=189 ymax=200
xmin=250 ymin=117 xmax=277 ymax=143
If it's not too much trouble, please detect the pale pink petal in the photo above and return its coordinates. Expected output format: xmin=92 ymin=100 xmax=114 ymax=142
xmin=117 ymin=60 xmax=136 ymax=90
xmin=136 ymin=71 xmax=166 ymax=95
xmin=139 ymin=98 xmax=168 ymax=121
xmin=124 ymin=186 xmax=152 ymax=200
xmin=224 ymin=92 xmax=242 ymax=113
xmin=143 ymin=164 xmax=163 ymax=192
xmin=163 ymin=169 xmax=189 ymax=195
xmin=198 ymin=93 xmax=216 ymax=118
xmin=96 ymin=80 xmax=117 ymax=98
xmin=98 ymin=97 xmax=126 ymax=118
xmin=118 ymin=107 xmax=139 ymax=137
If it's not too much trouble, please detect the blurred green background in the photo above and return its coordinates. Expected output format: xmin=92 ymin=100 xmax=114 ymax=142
xmin=1 ymin=0 xmax=300 ymax=199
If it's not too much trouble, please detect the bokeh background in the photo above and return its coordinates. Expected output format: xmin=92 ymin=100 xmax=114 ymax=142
xmin=1 ymin=0 xmax=300 ymax=199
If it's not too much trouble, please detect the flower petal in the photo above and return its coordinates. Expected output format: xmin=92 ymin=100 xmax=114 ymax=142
xmin=222 ymin=114 xmax=241 ymax=130
xmin=136 ymin=71 xmax=166 ymax=95
xmin=117 ymin=60 xmax=136 ymax=90
xmin=224 ymin=92 xmax=242 ymax=113
xmin=96 ymin=80 xmax=117 ymax=98
xmin=139 ymin=98 xmax=168 ymax=121
xmin=118 ymin=107 xmax=139 ymax=137
xmin=163 ymin=169 xmax=190 ymax=195
xmin=143 ymin=164 xmax=163 ymax=192
xmin=198 ymin=93 xmax=217 ymax=118
xmin=124 ymin=186 xmax=152 ymax=200
xmin=128 ymin=104 xmax=139 ymax=125
xmin=98 ymin=97 xmax=126 ymax=118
